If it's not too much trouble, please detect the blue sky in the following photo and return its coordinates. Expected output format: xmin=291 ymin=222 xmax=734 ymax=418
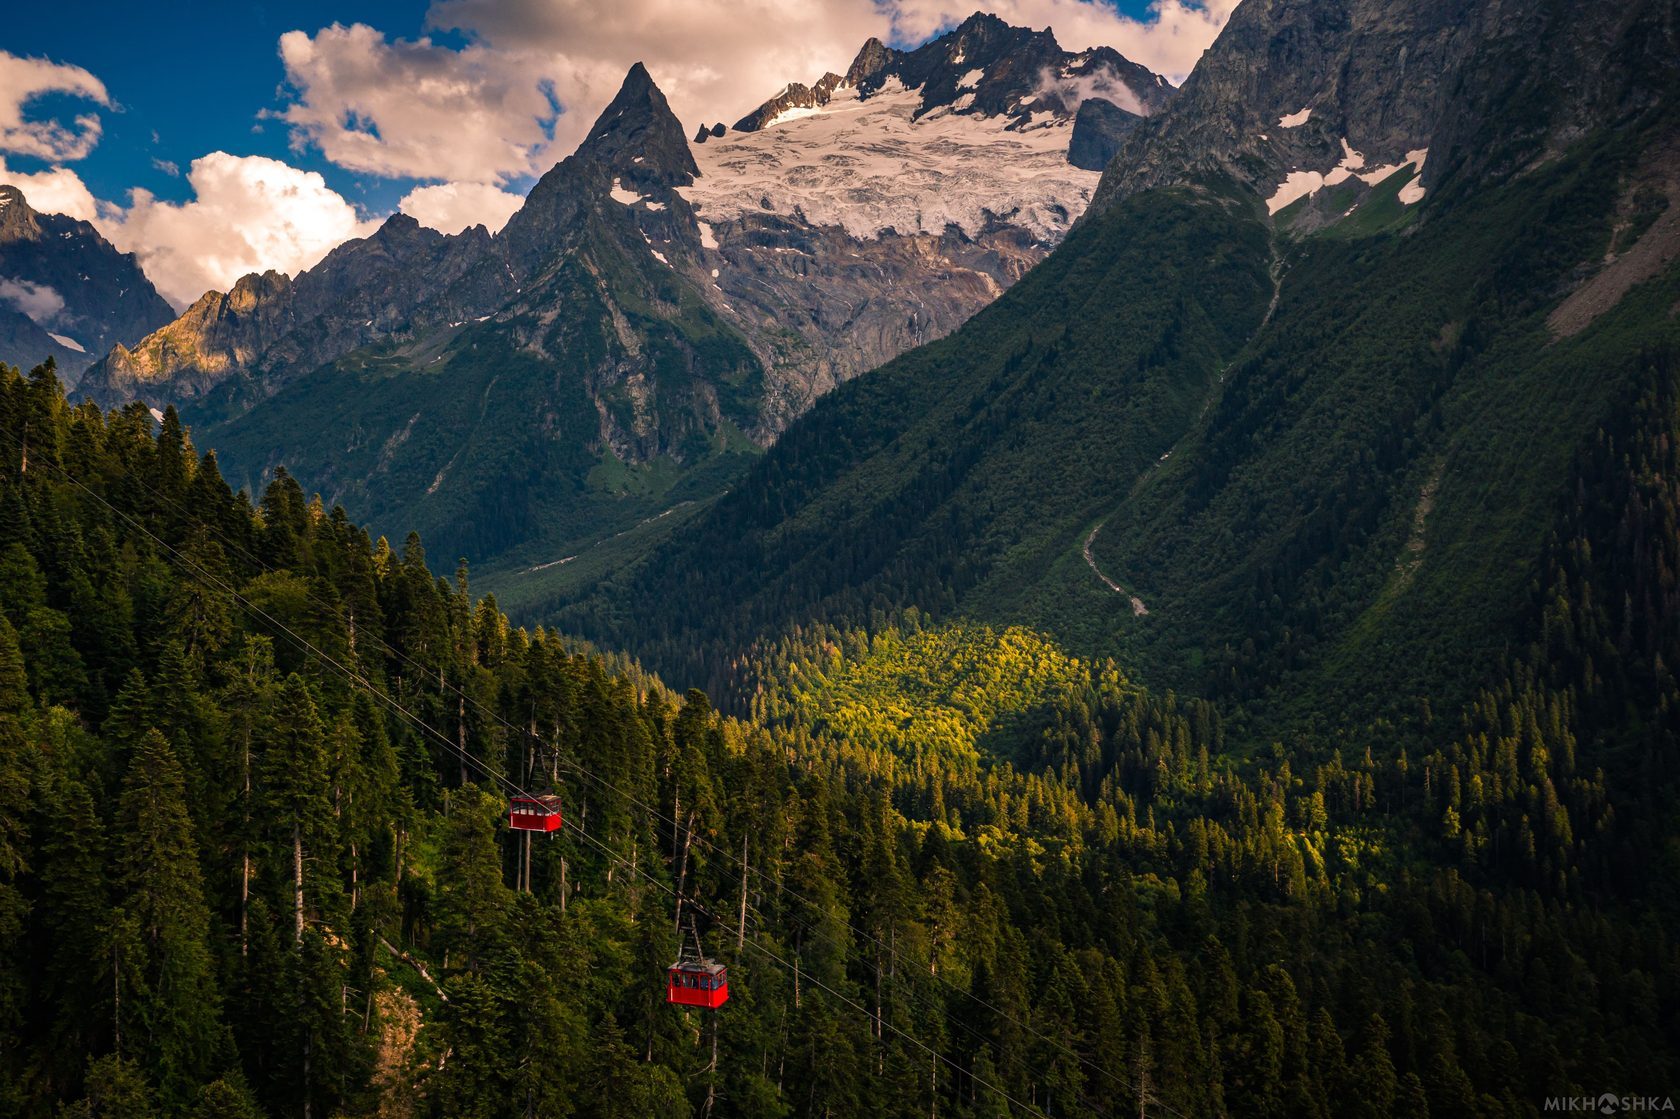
xmin=0 ymin=0 xmax=1226 ymax=307
xmin=6 ymin=2 xmax=459 ymax=214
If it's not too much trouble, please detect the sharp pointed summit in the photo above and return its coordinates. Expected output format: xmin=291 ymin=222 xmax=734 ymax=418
xmin=578 ymin=62 xmax=699 ymax=188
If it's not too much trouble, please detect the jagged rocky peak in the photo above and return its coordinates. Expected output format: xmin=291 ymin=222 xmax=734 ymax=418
xmin=78 ymin=268 xmax=299 ymax=406
xmin=223 ymin=269 xmax=293 ymax=313
xmin=844 ymin=37 xmax=897 ymax=89
xmin=730 ymin=11 xmax=1171 ymax=137
xmin=1068 ymin=97 xmax=1143 ymax=171
xmin=733 ymin=73 xmax=845 ymax=132
xmin=0 ymin=184 xmax=43 ymax=242
xmin=311 ymin=212 xmax=444 ymax=274
xmin=0 ymin=183 xmax=176 ymax=384
xmin=576 ymin=61 xmax=699 ymax=189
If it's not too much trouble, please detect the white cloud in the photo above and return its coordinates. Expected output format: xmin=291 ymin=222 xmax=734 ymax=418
xmin=0 ymin=276 xmax=65 ymax=324
xmin=107 ymin=153 xmax=381 ymax=308
xmin=1036 ymin=63 xmax=1150 ymax=116
xmin=399 ymin=180 xmax=523 ymax=234
xmin=0 ymin=54 xmax=387 ymax=314
xmin=275 ymin=23 xmax=563 ymax=183
xmin=0 ymin=51 xmax=110 ymax=162
xmin=0 ymin=157 xmax=103 ymax=223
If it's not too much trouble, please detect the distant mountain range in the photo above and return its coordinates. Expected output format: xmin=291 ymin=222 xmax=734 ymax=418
xmin=46 ymin=12 xmax=1170 ymax=575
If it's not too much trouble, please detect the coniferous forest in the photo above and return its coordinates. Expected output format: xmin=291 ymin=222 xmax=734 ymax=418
xmin=0 ymin=337 xmax=1675 ymax=1119
xmin=2 ymin=0 xmax=1677 ymax=1110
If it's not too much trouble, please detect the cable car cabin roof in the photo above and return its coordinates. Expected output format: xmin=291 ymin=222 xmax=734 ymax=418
xmin=668 ymin=960 xmax=726 ymax=977
xmin=508 ymin=795 xmax=563 ymax=832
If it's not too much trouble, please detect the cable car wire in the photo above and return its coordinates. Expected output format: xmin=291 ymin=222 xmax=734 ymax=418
xmin=1 ymin=417 xmax=1175 ymax=1118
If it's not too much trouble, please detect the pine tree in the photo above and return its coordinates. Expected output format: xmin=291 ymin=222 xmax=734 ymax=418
xmin=189 ymin=1074 xmax=266 ymax=1119
xmin=62 ymin=1054 xmax=159 ymax=1119
xmin=111 ymin=731 xmax=225 ymax=1107
xmin=434 ymin=786 xmax=511 ymax=973
xmin=259 ymin=674 xmax=334 ymax=947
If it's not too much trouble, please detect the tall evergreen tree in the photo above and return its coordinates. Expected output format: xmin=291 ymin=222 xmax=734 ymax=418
xmin=111 ymin=731 xmax=225 ymax=1108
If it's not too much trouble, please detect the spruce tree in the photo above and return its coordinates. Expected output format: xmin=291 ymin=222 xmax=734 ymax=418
xmin=112 ymin=730 xmax=225 ymax=1107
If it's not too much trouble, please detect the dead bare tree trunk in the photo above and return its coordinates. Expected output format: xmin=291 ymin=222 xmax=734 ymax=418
xmin=293 ymin=823 xmax=305 ymax=946
xmin=703 ymin=1013 xmax=720 ymax=1119
xmin=737 ymin=834 xmax=748 ymax=952
xmin=674 ymin=811 xmax=696 ymax=935
xmin=457 ymin=687 xmax=468 ymax=787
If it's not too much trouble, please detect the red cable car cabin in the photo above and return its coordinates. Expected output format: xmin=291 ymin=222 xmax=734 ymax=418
xmin=508 ymin=794 xmax=563 ymax=833
xmin=667 ymin=960 xmax=728 ymax=1009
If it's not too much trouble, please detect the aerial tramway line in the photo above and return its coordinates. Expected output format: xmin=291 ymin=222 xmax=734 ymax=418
xmin=11 ymin=420 xmax=1185 ymax=1116
xmin=499 ymin=785 xmax=730 ymax=1008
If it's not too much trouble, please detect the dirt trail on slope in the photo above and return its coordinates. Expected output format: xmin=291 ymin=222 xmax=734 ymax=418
xmin=1083 ymin=522 xmax=1148 ymax=615
xmin=1081 ymin=238 xmax=1283 ymax=618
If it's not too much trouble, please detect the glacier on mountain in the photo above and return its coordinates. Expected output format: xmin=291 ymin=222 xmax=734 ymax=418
xmin=679 ymin=83 xmax=1098 ymax=246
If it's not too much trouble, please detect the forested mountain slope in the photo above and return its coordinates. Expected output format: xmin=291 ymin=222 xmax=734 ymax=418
xmin=0 ymin=357 xmax=1676 ymax=1115
xmin=541 ymin=0 xmax=1680 ymax=740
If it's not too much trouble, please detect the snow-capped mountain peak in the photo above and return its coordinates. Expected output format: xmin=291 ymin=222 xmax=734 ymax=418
xmin=684 ymin=14 xmax=1174 ymax=245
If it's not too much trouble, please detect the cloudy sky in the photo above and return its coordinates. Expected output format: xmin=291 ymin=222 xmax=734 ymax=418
xmin=3 ymin=0 xmax=1236 ymax=308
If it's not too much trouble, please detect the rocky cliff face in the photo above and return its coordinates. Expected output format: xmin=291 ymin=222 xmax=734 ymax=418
xmin=0 ymin=185 xmax=175 ymax=383
xmin=1068 ymin=98 xmax=1143 ymax=171
xmin=88 ymin=270 xmax=295 ymax=404
xmin=1089 ymin=0 xmax=1678 ymax=227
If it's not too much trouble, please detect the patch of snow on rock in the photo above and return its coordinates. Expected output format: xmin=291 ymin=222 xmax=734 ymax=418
xmin=610 ymin=179 xmax=643 ymax=206
xmin=1397 ymin=150 xmax=1428 ymax=204
xmin=697 ymin=220 xmax=719 ymax=250
xmin=1268 ymin=144 xmax=1428 ymax=214
xmin=1279 ymin=107 xmax=1311 ymax=128
xmin=1267 ymin=170 xmax=1325 ymax=214
xmin=1323 ymin=138 xmax=1366 ymax=186
xmin=766 ymin=105 xmax=824 ymax=128
xmin=959 ymin=69 xmax=985 ymax=88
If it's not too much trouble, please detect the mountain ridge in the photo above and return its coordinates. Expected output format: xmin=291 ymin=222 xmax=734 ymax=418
xmin=0 ymin=184 xmax=175 ymax=384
